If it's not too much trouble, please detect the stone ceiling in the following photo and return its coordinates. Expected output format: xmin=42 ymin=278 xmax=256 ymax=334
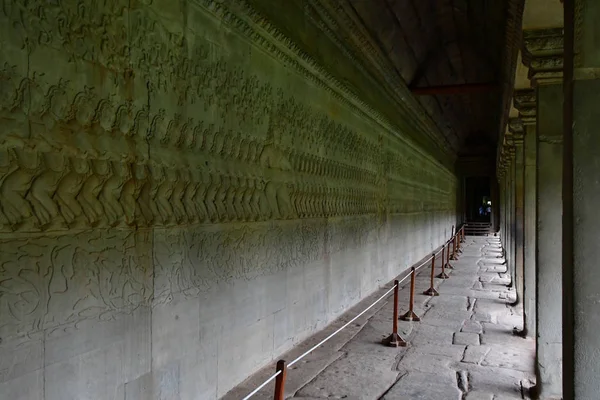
xmin=246 ymin=0 xmax=525 ymax=167
xmin=346 ymin=0 xmax=507 ymax=156
xmin=505 ymin=0 xmax=563 ymax=153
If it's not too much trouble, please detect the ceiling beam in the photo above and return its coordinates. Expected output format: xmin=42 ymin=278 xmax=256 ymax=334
xmin=410 ymin=82 xmax=499 ymax=95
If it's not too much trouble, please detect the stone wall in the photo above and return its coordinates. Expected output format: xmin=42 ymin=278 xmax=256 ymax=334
xmin=0 ymin=0 xmax=457 ymax=399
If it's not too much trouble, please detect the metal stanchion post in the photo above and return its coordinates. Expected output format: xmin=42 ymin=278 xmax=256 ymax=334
xmin=438 ymin=245 xmax=450 ymax=279
xmin=424 ymin=254 xmax=439 ymax=296
xmin=401 ymin=267 xmax=421 ymax=321
xmin=273 ymin=360 xmax=287 ymax=400
xmin=446 ymin=240 xmax=454 ymax=269
xmin=382 ymin=280 xmax=407 ymax=347
xmin=450 ymin=234 xmax=457 ymax=260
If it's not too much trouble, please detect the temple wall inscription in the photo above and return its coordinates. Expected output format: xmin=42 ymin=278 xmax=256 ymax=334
xmin=0 ymin=0 xmax=457 ymax=398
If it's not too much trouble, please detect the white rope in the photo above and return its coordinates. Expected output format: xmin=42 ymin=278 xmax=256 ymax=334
xmin=288 ymin=281 xmax=402 ymax=367
xmin=415 ymin=256 xmax=433 ymax=271
xmin=241 ymin=234 xmax=458 ymax=399
xmin=241 ymin=370 xmax=281 ymax=400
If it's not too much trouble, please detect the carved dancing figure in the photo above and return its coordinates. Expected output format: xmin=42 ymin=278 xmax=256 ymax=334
xmin=137 ymin=164 xmax=164 ymax=225
xmin=39 ymin=81 xmax=68 ymax=130
xmin=203 ymin=174 xmax=220 ymax=223
xmin=215 ymin=175 xmax=229 ymax=222
xmin=27 ymin=151 xmax=68 ymax=229
xmin=248 ymin=179 xmax=261 ymax=221
xmin=155 ymin=166 xmax=178 ymax=224
xmin=184 ymin=168 xmax=202 ymax=222
xmin=294 ymin=182 xmax=306 ymax=218
xmin=95 ymin=98 xmax=117 ymax=134
xmin=120 ymin=163 xmax=147 ymax=226
xmin=0 ymin=147 xmax=41 ymax=229
xmin=252 ymin=180 xmax=270 ymax=220
xmin=259 ymin=143 xmax=295 ymax=219
xmin=224 ymin=176 xmax=238 ymax=221
xmin=0 ymin=148 xmax=17 ymax=229
xmin=192 ymin=170 xmax=210 ymax=222
xmin=241 ymin=178 xmax=254 ymax=221
xmin=77 ymin=159 xmax=111 ymax=226
xmin=170 ymin=168 xmax=188 ymax=224
xmin=233 ymin=177 xmax=246 ymax=221
xmin=72 ymin=87 xmax=97 ymax=127
xmin=115 ymin=102 xmax=135 ymax=136
xmin=54 ymin=157 xmax=91 ymax=226
xmin=100 ymin=160 xmax=131 ymax=226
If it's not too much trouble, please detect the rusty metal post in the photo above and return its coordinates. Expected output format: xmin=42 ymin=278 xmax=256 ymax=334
xmin=438 ymin=245 xmax=450 ymax=279
xmin=424 ymin=253 xmax=439 ymax=296
xmin=461 ymin=226 xmax=466 ymax=243
xmin=455 ymin=233 xmax=459 ymax=255
xmin=382 ymin=280 xmax=407 ymax=347
xmin=450 ymin=233 xmax=457 ymax=260
xmin=273 ymin=360 xmax=287 ymax=400
xmin=441 ymin=245 xmax=445 ymax=271
xmin=446 ymin=240 xmax=454 ymax=269
xmin=401 ymin=267 xmax=421 ymax=321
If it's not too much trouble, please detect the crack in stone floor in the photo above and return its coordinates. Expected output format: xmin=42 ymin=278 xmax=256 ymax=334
xmin=224 ymin=237 xmax=535 ymax=400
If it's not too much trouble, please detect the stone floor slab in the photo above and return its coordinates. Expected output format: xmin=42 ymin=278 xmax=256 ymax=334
xmin=461 ymin=345 xmax=490 ymax=365
xmin=381 ymin=371 xmax=462 ymax=400
xmin=461 ymin=320 xmax=483 ymax=334
xmin=453 ymin=332 xmax=481 ymax=346
xmin=465 ymin=390 xmax=494 ymax=400
xmin=228 ymin=237 xmax=535 ymax=400
xmin=296 ymin=352 xmax=400 ymax=399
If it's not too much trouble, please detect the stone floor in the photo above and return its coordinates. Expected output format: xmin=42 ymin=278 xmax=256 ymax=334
xmin=224 ymin=236 xmax=535 ymax=400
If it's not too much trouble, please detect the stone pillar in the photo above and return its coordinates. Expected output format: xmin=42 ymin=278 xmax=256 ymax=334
xmin=502 ymin=174 xmax=507 ymax=246
xmin=508 ymin=143 xmax=517 ymax=289
xmin=564 ymin=1 xmax=600 ymax=397
xmin=509 ymin=120 xmax=525 ymax=307
xmin=514 ymin=89 xmax=537 ymax=336
xmin=498 ymin=135 xmax=514 ymax=275
xmin=524 ymin=27 xmax=564 ymax=399
xmin=499 ymin=174 xmax=505 ymax=243
xmin=490 ymin=177 xmax=499 ymax=232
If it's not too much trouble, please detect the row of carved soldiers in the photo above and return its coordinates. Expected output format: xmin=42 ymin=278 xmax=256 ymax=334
xmin=0 ymin=149 xmax=384 ymax=232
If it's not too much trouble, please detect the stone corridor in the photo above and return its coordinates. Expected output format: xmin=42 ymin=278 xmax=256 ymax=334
xmin=227 ymin=236 xmax=535 ymax=400
xmin=3 ymin=0 xmax=599 ymax=398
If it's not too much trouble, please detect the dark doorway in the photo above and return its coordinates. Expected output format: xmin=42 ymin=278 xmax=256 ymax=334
xmin=465 ymin=176 xmax=491 ymax=222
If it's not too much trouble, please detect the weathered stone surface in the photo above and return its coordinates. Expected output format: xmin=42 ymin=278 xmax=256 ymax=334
xmin=463 ymin=365 xmax=526 ymax=398
xmin=0 ymin=0 xmax=461 ymax=398
xmin=453 ymin=332 xmax=480 ymax=346
xmin=397 ymin=352 xmax=455 ymax=375
xmin=481 ymin=348 xmax=533 ymax=372
xmin=231 ymin=237 xmax=535 ymax=400
xmin=465 ymin=391 xmax=494 ymax=400
xmin=382 ymin=371 xmax=461 ymax=400
xmin=461 ymin=345 xmax=491 ymax=365
xmin=410 ymin=343 xmax=466 ymax=360
xmin=461 ymin=320 xmax=483 ymax=334
xmin=295 ymin=351 xmax=401 ymax=399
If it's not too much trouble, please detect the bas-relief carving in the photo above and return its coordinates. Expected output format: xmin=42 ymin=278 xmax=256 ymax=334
xmin=152 ymin=216 xmax=382 ymax=301
xmin=0 ymin=0 xmax=453 ymax=234
xmin=0 ymin=230 xmax=152 ymax=348
xmin=0 ymin=0 xmax=457 ymax=393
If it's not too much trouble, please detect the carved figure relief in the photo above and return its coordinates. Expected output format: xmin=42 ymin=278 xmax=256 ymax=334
xmin=0 ymin=0 xmax=458 ymax=386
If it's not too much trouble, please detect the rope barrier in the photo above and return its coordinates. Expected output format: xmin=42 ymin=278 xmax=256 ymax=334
xmin=240 ymin=226 xmax=467 ymax=400
xmin=241 ymin=370 xmax=281 ymax=400
xmin=288 ymin=280 xmax=402 ymax=367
